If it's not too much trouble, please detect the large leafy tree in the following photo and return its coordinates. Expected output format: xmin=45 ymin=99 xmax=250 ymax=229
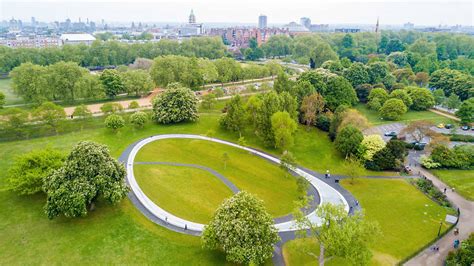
xmin=122 ymin=70 xmax=154 ymax=96
xmin=7 ymin=149 xmax=65 ymax=195
xmin=294 ymin=203 xmax=380 ymax=266
xmin=310 ymin=42 xmax=338 ymax=68
xmin=255 ymin=91 xmax=282 ymax=146
xmin=456 ymin=98 xmax=474 ymax=124
xmin=152 ymin=85 xmax=198 ymax=124
xmin=407 ymin=87 xmax=435 ymax=110
xmin=379 ymin=98 xmax=407 ymax=120
xmin=367 ymin=62 xmax=389 ymax=84
xmin=335 ymin=125 xmax=363 ymax=158
xmin=47 ymin=61 xmax=87 ymax=102
xmin=324 ymin=75 xmax=358 ymax=111
xmin=100 ymin=69 xmax=125 ymax=98
xmin=43 ymin=141 xmax=128 ymax=219
xmin=9 ymin=62 xmax=50 ymax=104
xmin=74 ymin=74 xmax=105 ymax=100
xmin=389 ymin=89 xmax=413 ymax=108
xmin=271 ymin=111 xmax=298 ymax=150
xmin=360 ymin=135 xmax=386 ymax=161
xmin=1 ymin=108 xmax=29 ymax=138
xmin=262 ymin=35 xmax=293 ymax=58
xmin=343 ymin=62 xmax=370 ymax=88
xmin=430 ymin=69 xmax=473 ymax=101
xmin=274 ymin=71 xmax=293 ymax=94
xmin=202 ymin=191 xmax=279 ymax=265
xmin=300 ymin=92 xmax=325 ymax=127
xmin=220 ymin=95 xmax=246 ymax=135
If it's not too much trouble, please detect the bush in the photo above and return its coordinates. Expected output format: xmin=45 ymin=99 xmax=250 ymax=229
xmin=152 ymin=86 xmax=198 ymax=124
xmin=128 ymin=101 xmax=140 ymax=109
xmin=101 ymin=102 xmax=123 ymax=114
xmin=315 ymin=114 xmax=331 ymax=131
xmin=379 ymin=98 xmax=407 ymax=120
xmin=104 ymin=114 xmax=125 ymax=132
xmin=130 ymin=111 xmax=148 ymax=129
xmin=335 ymin=125 xmax=363 ymax=158
xmin=414 ymin=178 xmax=451 ymax=207
xmin=449 ymin=134 xmax=474 ymax=143
xmin=430 ymin=144 xmax=474 ymax=169
xmin=0 ymin=91 xmax=5 ymax=108
xmin=407 ymin=87 xmax=435 ymax=111
xmin=419 ymin=155 xmax=441 ymax=169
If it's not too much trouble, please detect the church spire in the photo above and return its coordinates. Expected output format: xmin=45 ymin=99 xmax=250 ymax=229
xmin=189 ymin=9 xmax=196 ymax=24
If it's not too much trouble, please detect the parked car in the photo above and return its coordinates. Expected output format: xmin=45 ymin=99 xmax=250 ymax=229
xmin=445 ymin=124 xmax=454 ymax=129
xmin=437 ymin=123 xmax=445 ymax=128
xmin=410 ymin=141 xmax=427 ymax=150
xmin=384 ymin=131 xmax=397 ymax=137
xmin=461 ymin=125 xmax=470 ymax=131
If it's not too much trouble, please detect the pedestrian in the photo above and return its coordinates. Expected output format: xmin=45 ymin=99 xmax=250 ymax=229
xmin=355 ymin=200 xmax=359 ymax=206
xmin=444 ymin=188 xmax=447 ymax=194
xmin=185 ymin=224 xmax=187 ymax=230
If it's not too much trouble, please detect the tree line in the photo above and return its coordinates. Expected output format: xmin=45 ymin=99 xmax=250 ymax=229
xmin=0 ymin=37 xmax=227 ymax=72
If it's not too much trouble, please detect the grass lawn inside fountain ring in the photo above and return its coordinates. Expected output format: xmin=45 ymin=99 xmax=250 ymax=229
xmin=125 ymin=134 xmax=349 ymax=233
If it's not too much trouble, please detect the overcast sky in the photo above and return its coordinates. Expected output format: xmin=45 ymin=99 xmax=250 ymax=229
xmin=1 ymin=0 xmax=472 ymax=26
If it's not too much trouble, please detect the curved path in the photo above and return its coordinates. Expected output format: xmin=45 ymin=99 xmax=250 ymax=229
xmin=122 ymin=134 xmax=350 ymax=234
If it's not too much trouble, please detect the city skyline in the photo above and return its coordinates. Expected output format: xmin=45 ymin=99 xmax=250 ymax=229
xmin=1 ymin=0 xmax=472 ymax=26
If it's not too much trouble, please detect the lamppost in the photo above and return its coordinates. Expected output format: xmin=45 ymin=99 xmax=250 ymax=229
xmin=437 ymin=221 xmax=443 ymax=236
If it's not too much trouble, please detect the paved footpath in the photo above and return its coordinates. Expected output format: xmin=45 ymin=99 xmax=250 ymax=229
xmin=405 ymin=166 xmax=474 ymax=266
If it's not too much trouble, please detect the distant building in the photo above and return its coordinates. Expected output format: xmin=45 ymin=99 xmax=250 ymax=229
xmin=309 ymin=24 xmax=330 ymax=32
xmin=60 ymin=33 xmax=96 ymax=45
xmin=207 ymin=27 xmax=289 ymax=48
xmin=258 ymin=15 xmax=267 ymax=29
xmin=179 ymin=9 xmax=202 ymax=36
xmin=0 ymin=36 xmax=60 ymax=48
xmin=335 ymin=28 xmax=360 ymax=33
xmin=284 ymin=22 xmax=310 ymax=34
xmin=189 ymin=9 xmax=196 ymax=24
xmin=300 ymin=17 xmax=311 ymax=29
xmin=404 ymin=22 xmax=414 ymax=30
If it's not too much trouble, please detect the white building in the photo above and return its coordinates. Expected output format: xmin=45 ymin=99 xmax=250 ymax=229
xmin=60 ymin=33 xmax=96 ymax=45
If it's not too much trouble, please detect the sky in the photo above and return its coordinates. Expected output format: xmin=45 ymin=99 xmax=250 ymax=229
xmin=1 ymin=0 xmax=472 ymax=26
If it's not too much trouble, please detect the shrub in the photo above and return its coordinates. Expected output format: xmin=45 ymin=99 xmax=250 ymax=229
xmin=101 ymin=102 xmax=123 ymax=114
xmin=389 ymin=89 xmax=413 ymax=107
xmin=128 ymin=101 xmax=140 ymax=109
xmin=414 ymin=178 xmax=451 ymax=207
xmin=104 ymin=114 xmax=125 ymax=132
xmin=419 ymin=155 xmax=441 ymax=169
xmin=130 ymin=111 xmax=148 ymax=129
xmin=315 ymin=114 xmax=331 ymax=131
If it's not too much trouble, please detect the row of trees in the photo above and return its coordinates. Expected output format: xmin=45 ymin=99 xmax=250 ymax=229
xmin=10 ymin=62 xmax=154 ymax=104
xmin=0 ymin=37 xmax=227 ymax=72
xmin=150 ymin=56 xmax=283 ymax=89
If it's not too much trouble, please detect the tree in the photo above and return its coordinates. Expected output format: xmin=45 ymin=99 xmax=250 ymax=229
xmin=355 ymin=84 xmax=372 ymax=103
xmin=310 ymin=42 xmax=338 ymax=68
xmin=367 ymin=62 xmax=389 ymax=84
xmin=243 ymin=38 xmax=264 ymax=60
xmin=367 ymin=88 xmax=389 ymax=107
xmin=290 ymin=80 xmax=315 ymax=105
xmin=128 ymin=101 xmax=140 ymax=109
xmin=74 ymin=74 xmax=105 ymax=100
xmin=445 ymin=94 xmax=461 ymax=110
xmin=100 ymin=69 xmax=125 ymax=98
xmin=294 ymin=203 xmax=380 ymax=266
xmin=339 ymin=109 xmax=369 ymax=132
xmin=385 ymin=38 xmax=405 ymax=54
xmin=9 ymin=62 xmax=50 ymax=104
xmin=2 ymin=108 xmax=29 ymax=138
xmin=324 ymin=76 xmax=358 ymax=111
xmin=389 ymin=89 xmax=413 ymax=108
xmin=274 ymin=71 xmax=292 ymax=93
xmin=407 ymin=87 xmax=435 ymax=110
xmin=432 ymin=89 xmax=446 ymax=105
xmin=201 ymin=93 xmax=217 ymax=109
xmin=202 ymin=191 xmax=279 ymax=265
xmin=33 ymin=102 xmax=66 ymax=134
xmin=271 ymin=111 xmax=298 ymax=150
xmin=414 ymin=72 xmax=429 ymax=87
xmin=360 ymin=135 xmax=386 ymax=161
xmin=255 ymin=92 xmax=281 ymax=146
xmin=279 ymin=91 xmax=299 ymax=120
xmin=100 ymin=102 xmax=123 ymax=114
xmin=221 ymin=152 xmax=229 ymax=169
xmin=300 ymin=93 xmax=325 ymax=128
xmin=335 ymin=125 xmax=363 ymax=158
xmin=343 ymin=62 xmax=370 ymax=88
xmin=130 ymin=111 xmax=148 ymax=129
xmin=280 ymin=151 xmax=297 ymax=177
xmin=104 ymin=114 xmax=125 ymax=132
xmin=368 ymin=139 xmax=407 ymax=170
xmin=380 ymin=99 xmax=407 ymax=120
xmin=43 ymin=141 xmax=128 ymax=219
xmin=329 ymin=105 xmax=349 ymax=141
xmin=47 ymin=61 xmax=86 ymax=102
xmin=7 ymin=149 xmax=65 ymax=195
xmin=122 ymin=70 xmax=154 ymax=97
xmin=456 ymin=98 xmax=474 ymax=124
xmin=219 ymin=95 xmax=246 ymax=135
xmin=262 ymin=35 xmax=293 ymax=58
xmin=344 ymin=156 xmax=365 ymax=184
xmin=430 ymin=69 xmax=473 ymax=100
xmin=0 ymin=91 xmax=5 ymax=108
xmin=402 ymin=120 xmax=435 ymax=143
xmin=245 ymin=95 xmax=262 ymax=126
xmin=152 ymin=86 xmax=198 ymax=124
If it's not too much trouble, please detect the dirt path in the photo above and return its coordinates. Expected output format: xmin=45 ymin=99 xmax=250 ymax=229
xmin=429 ymin=108 xmax=460 ymax=122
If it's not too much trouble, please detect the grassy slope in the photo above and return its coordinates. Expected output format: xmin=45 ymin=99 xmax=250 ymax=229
xmin=283 ymin=178 xmax=453 ymax=265
xmin=431 ymin=169 xmax=474 ymax=201
xmin=354 ymin=103 xmax=455 ymax=126
xmin=134 ymin=164 xmax=233 ymax=223
xmin=135 ymin=138 xmax=300 ymax=217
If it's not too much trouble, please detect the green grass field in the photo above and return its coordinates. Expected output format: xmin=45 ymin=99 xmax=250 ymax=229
xmin=283 ymin=178 xmax=454 ymax=265
xmin=0 ymin=78 xmax=25 ymax=106
xmin=135 ymin=138 xmax=301 ymax=218
xmin=0 ymin=102 xmax=448 ymax=264
xmin=431 ymin=169 xmax=474 ymax=201
xmin=134 ymin=164 xmax=233 ymax=223
xmin=354 ymin=104 xmax=455 ymax=126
